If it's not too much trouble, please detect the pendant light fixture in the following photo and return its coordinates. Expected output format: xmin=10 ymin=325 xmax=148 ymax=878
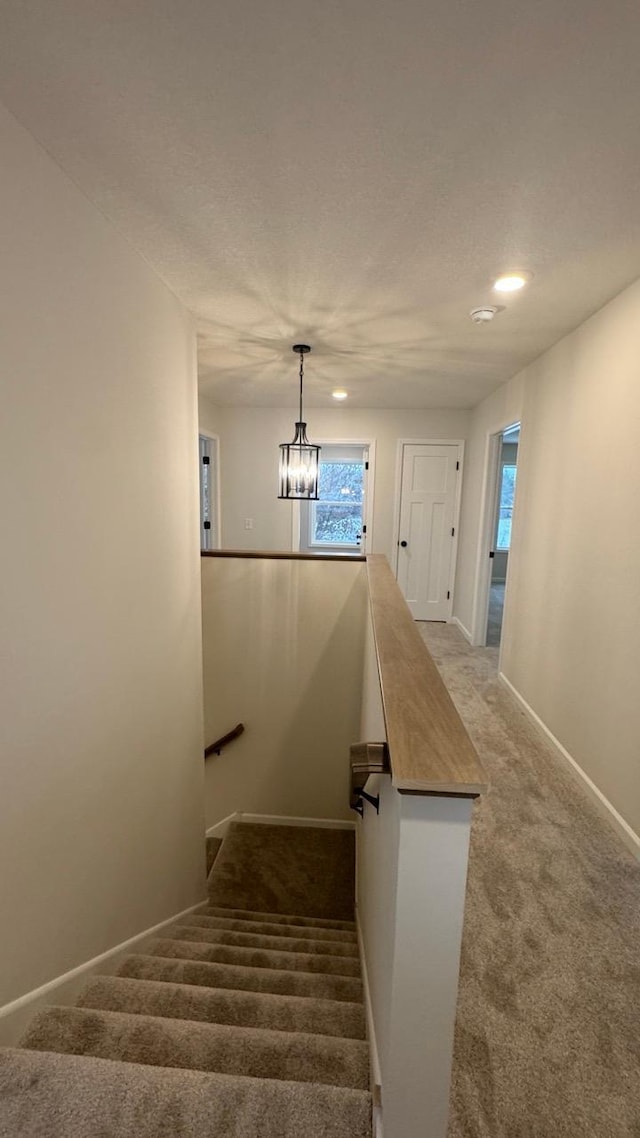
xmin=278 ymin=344 xmax=321 ymax=499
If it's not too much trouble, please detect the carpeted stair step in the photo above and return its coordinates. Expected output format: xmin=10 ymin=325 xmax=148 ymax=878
xmin=145 ymin=937 xmax=361 ymax=977
xmin=166 ymin=922 xmax=360 ymax=958
xmin=21 ymin=1005 xmax=370 ymax=1090
xmin=0 ymin=1048 xmax=372 ymax=1137
xmin=118 ymin=953 xmax=363 ymax=1003
xmin=77 ymin=975 xmax=367 ymax=1039
xmin=5 ymin=822 xmax=368 ymax=1135
xmin=199 ymin=905 xmax=356 ymax=933
xmin=187 ymin=912 xmax=358 ymax=944
xmin=207 ymin=824 xmax=356 ymax=921
xmin=206 ymin=837 xmax=223 ymax=876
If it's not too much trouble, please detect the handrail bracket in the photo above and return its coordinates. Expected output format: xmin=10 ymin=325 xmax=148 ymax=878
xmin=350 ymin=741 xmax=389 ymax=815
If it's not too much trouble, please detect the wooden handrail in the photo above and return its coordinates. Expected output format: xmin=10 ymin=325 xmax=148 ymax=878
xmin=366 ymin=555 xmax=487 ymax=797
xmin=201 ymin=550 xmax=366 ymax=562
xmin=204 ymin=722 xmax=245 ymax=758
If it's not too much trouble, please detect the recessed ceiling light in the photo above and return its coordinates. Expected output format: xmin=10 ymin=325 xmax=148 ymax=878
xmin=493 ymin=270 xmax=533 ymax=293
xmin=332 ymin=390 xmax=348 ymax=400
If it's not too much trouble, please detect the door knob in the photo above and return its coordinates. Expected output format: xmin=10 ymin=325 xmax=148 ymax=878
xmin=400 ymin=540 xmax=408 ymax=548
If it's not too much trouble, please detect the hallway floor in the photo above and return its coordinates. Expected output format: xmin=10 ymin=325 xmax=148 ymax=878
xmin=485 ymin=583 xmax=505 ymax=647
xmin=419 ymin=623 xmax=640 ymax=1138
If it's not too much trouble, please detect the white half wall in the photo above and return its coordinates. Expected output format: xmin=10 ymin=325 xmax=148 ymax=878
xmin=356 ymin=600 xmax=476 ymax=1138
xmin=0 ymin=104 xmax=206 ymax=1009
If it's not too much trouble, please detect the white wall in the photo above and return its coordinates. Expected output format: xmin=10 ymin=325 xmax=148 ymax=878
xmin=456 ymin=277 xmax=640 ymax=842
xmin=202 ymin=556 xmax=367 ymax=825
xmin=503 ymin=279 xmax=640 ymax=840
xmin=201 ymin=406 xmax=470 ymax=560
xmin=199 ymin=395 xmax=221 ymax=439
xmin=0 ymin=105 xmax=205 ymax=1010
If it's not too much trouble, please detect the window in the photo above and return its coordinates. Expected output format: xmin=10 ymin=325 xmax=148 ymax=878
xmin=310 ymin=461 xmax=364 ymax=547
xmin=299 ymin=444 xmax=368 ymax=553
xmin=496 ymin=463 xmax=517 ymax=551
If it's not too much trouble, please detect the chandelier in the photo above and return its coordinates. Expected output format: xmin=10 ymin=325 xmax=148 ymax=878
xmin=278 ymin=344 xmax=321 ymax=500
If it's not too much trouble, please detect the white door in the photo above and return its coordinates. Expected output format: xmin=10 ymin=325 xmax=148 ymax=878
xmin=396 ymin=443 xmax=461 ymax=620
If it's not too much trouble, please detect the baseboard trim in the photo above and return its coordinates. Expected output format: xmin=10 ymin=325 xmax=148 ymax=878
xmin=206 ymin=812 xmax=239 ymax=840
xmin=356 ymin=911 xmax=383 ymax=1137
xmin=0 ymin=898 xmax=205 ymax=1045
xmin=451 ymin=616 xmax=473 ymax=643
xmin=499 ymin=671 xmax=640 ymax=861
xmin=206 ymin=812 xmax=355 ymax=837
xmin=237 ymin=813 xmax=356 ymax=831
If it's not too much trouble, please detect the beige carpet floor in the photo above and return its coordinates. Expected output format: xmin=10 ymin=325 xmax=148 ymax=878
xmin=419 ymin=623 xmax=640 ymax=1138
xmin=207 ymin=823 xmax=356 ymax=922
xmin=485 ymin=583 xmax=505 ymax=648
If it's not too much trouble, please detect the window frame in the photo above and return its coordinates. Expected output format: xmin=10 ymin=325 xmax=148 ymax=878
xmin=294 ymin=439 xmax=375 ymax=556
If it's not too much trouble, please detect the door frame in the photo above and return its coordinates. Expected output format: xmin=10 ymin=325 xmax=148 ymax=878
xmin=470 ymin=422 xmax=519 ymax=647
xmin=290 ymin=437 xmax=377 ymax=554
xmin=198 ymin=431 xmax=221 ymax=550
xmin=392 ymin=438 xmax=465 ymax=619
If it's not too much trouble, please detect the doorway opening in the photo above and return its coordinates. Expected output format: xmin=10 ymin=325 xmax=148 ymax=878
xmin=485 ymin=424 xmax=519 ymax=646
xmin=199 ymin=433 xmax=220 ymax=550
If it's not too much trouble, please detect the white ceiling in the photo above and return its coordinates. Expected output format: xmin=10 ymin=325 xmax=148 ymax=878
xmin=2 ymin=0 xmax=640 ymax=408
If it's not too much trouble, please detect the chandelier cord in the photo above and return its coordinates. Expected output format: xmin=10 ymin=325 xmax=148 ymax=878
xmin=298 ymin=348 xmax=304 ymax=425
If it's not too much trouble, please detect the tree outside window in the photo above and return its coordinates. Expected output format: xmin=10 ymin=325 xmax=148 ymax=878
xmin=311 ymin=461 xmax=364 ymax=545
xmin=496 ymin=464 xmax=517 ymax=550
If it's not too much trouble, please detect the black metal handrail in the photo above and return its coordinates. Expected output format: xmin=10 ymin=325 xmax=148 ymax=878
xmin=204 ymin=722 xmax=245 ymax=759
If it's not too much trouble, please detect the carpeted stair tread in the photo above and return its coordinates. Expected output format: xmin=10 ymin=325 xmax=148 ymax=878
xmin=199 ymin=904 xmax=356 ymax=933
xmin=7 ymin=822 xmax=367 ymax=1134
xmin=0 ymin=1048 xmax=372 ymax=1137
xmin=166 ymin=922 xmax=360 ymax=958
xmin=21 ymin=1006 xmax=370 ymax=1090
xmin=77 ymin=975 xmax=367 ymax=1039
xmin=187 ymin=912 xmax=358 ymax=943
xmin=118 ymin=953 xmax=363 ymax=1003
xmin=145 ymin=937 xmax=361 ymax=977
xmin=206 ymin=837 xmax=223 ymax=876
xmin=207 ymin=824 xmax=355 ymax=921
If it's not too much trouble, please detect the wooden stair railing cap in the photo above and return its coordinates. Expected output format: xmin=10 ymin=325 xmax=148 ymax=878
xmin=366 ymin=555 xmax=487 ymax=797
xmin=201 ymin=550 xmax=366 ymax=562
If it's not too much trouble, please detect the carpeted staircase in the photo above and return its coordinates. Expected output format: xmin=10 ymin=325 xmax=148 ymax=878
xmin=0 ymin=822 xmax=371 ymax=1137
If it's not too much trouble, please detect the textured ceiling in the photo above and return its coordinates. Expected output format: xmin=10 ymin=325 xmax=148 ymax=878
xmin=1 ymin=0 xmax=640 ymax=408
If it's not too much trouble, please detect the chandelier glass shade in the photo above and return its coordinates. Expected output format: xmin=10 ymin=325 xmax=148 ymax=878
xmin=278 ymin=344 xmax=321 ymax=500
